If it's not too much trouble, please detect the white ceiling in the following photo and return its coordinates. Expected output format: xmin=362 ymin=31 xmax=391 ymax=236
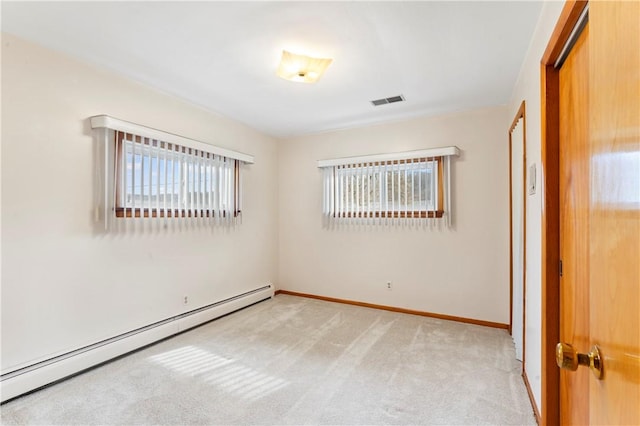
xmin=2 ymin=1 xmax=542 ymax=138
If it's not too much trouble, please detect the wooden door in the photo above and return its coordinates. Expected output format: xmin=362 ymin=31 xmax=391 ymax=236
xmin=559 ymin=21 xmax=590 ymax=425
xmin=557 ymin=1 xmax=640 ymax=424
xmin=588 ymin=1 xmax=639 ymax=424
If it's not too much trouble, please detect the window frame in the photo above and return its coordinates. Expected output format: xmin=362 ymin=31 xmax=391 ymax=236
xmin=113 ymin=131 xmax=241 ymax=219
xmin=332 ymin=157 xmax=444 ymax=219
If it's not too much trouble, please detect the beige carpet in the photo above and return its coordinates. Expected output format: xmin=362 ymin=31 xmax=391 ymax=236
xmin=1 ymin=295 xmax=536 ymax=425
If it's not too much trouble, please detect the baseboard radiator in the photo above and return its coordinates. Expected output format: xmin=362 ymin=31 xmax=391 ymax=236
xmin=1 ymin=285 xmax=274 ymax=403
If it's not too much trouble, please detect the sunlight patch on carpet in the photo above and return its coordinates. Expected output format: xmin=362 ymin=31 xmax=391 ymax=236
xmin=150 ymin=345 xmax=288 ymax=401
xmin=149 ymin=346 xmax=233 ymax=376
xmin=203 ymin=364 xmax=288 ymax=401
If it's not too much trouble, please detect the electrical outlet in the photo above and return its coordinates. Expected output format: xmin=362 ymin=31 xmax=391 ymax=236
xmin=386 ymin=281 xmax=392 ymax=291
xmin=183 ymin=296 xmax=188 ymax=305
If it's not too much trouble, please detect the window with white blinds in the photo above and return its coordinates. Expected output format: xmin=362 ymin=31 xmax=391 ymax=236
xmin=114 ymin=131 xmax=240 ymax=221
xmin=90 ymin=115 xmax=253 ymax=231
xmin=318 ymin=147 xmax=459 ymax=227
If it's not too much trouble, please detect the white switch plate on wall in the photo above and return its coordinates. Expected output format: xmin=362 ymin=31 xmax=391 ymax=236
xmin=528 ymin=163 xmax=536 ymax=195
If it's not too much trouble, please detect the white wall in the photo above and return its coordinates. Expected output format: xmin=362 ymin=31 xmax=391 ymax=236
xmin=278 ymin=107 xmax=510 ymax=325
xmin=3 ymin=3 xmax=566 ymax=409
xmin=1 ymin=34 xmax=279 ymax=372
xmin=507 ymin=1 xmax=564 ymax=413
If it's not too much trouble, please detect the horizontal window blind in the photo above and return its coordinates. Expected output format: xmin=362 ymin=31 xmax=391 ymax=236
xmin=318 ymin=147 xmax=459 ymax=228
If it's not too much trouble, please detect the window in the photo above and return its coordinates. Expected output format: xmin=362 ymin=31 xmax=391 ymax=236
xmin=115 ymin=131 xmax=240 ymax=219
xmin=90 ymin=115 xmax=253 ymax=231
xmin=332 ymin=157 xmax=442 ymax=218
xmin=319 ymin=147 xmax=458 ymax=227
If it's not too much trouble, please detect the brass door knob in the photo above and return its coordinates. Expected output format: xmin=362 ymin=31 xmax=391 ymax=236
xmin=556 ymin=343 xmax=603 ymax=379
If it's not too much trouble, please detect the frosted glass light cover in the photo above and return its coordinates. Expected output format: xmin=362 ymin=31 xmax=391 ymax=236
xmin=276 ymin=50 xmax=333 ymax=83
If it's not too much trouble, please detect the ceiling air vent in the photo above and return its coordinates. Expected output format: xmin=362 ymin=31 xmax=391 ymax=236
xmin=371 ymin=94 xmax=405 ymax=106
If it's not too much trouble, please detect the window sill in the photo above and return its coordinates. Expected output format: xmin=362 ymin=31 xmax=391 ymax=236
xmin=333 ymin=211 xmax=444 ymax=219
xmin=115 ymin=208 xmax=240 ymax=218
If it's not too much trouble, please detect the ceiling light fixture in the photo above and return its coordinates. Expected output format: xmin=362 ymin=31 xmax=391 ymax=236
xmin=276 ymin=50 xmax=333 ymax=84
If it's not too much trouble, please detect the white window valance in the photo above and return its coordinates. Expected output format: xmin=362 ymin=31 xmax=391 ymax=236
xmin=90 ymin=115 xmax=254 ymax=164
xmin=317 ymin=146 xmax=459 ymax=168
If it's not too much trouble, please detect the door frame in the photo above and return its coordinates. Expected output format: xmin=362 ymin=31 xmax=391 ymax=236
xmin=540 ymin=1 xmax=589 ymax=424
xmin=508 ymin=101 xmax=527 ymax=361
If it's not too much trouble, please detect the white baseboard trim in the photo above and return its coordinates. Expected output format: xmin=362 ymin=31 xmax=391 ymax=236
xmin=1 ymin=285 xmax=274 ymax=403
